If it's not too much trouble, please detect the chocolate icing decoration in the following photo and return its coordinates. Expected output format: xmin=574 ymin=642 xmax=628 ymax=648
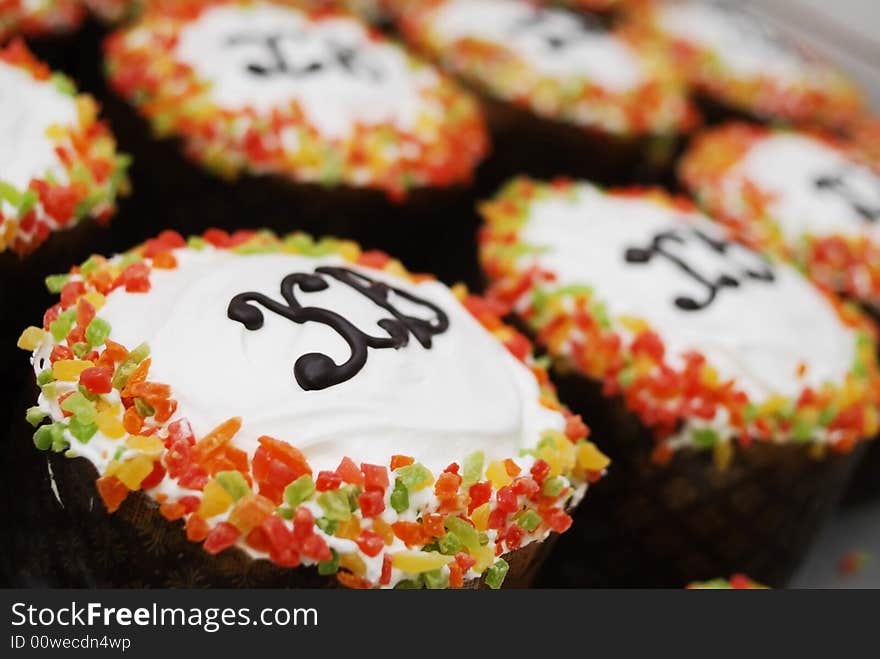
xmin=508 ymin=7 xmax=605 ymax=52
xmin=227 ymin=267 xmax=449 ymax=391
xmin=226 ymin=31 xmax=382 ymax=82
xmin=624 ymin=226 xmax=775 ymax=311
xmin=815 ymin=168 xmax=880 ymax=223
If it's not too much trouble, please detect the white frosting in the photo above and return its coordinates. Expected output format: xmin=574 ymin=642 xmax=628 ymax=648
xmin=0 ymin=61 xmax=77 ymax=207
xmin=658 ymin=1 xmax=816 ymax=83
xmin=94 ymin=249 xmax=564 ymax=475
xmin=173 ymin=2 xmax=437 ymax=139
xmin=724 ymin=133 xmax=880 ymax=244
xmin=516 ymin=184 xmax=857 ymax=401
xmin=429 ymin=0 xmax=644 ymax=92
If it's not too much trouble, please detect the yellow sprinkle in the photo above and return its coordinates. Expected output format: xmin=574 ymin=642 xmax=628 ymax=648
xmin=339 ymin=553 xmax=367 ymax=577
xmin=96 ymin=406 xmax=125 ymax=439
xmin=334 ymin=516 xmax=362 ymax=541
xmin=82 ymin=291 xmax=106 ymax=311
xmin=338 ymin=241 xmax=360 ymax=262
xmin=126 ymin=435 xmax=164 ymax=456
xmin=471 ymin=503 xmax=491 ymax=531
xmin=198 ymin=480 xmax=233 ymax=518
xmin=52 ymin=360 xmax=94 ymax=381
xmin=712 ymin=441 xmax=733 ymax=472
xmin=371 ymin=517 xmax=394 ymax=545
xmin=471 ymin=544 xmax=496 ymax=573
xmin=115 ymin=454 xmax=155 ymax=490
xmin=486 ymin=460 xmax=513 ymax=489
xmin=451 ymin=283 xmax=467 ymax=301
xmin=576 ymin=442 xmax=610 ymax=472
xmin=618 ymin=315 xmax=649 ymax=333
xmin=17 ymin=326 xmax=46 ymax=351
xmin=391 ymin=551 xmax=453 ymax=574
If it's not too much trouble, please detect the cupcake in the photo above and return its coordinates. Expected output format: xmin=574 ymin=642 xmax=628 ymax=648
xmin=681 ymin=124 xmax=880 ymax=508
xmin=479 ymin=178 xmax=880 ymax=587
xmin=643 ymin=0 xmax=864 ymax=129
xmin=102 ymin=0 xmax=489 ymax=285
xmin=0 ymin=40 xmax=129 ymax=435
xmin=11 ymin=229 xmax=607 ymax=588
xmin=687 ymin=574 xmax=766 ymax=589
xmin=396 ymin=0 xmax=697 ymax=186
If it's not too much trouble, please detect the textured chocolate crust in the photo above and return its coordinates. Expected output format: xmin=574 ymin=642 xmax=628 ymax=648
xmin=534 ymin=369 xmax=864 ymax=588
xmin=100 ymin=83 xmax=484 ymax=290
xmin=1 ymin=386 xmax=553 ymax=588
xmin=477 ymin=95 xmax=682 ymax=190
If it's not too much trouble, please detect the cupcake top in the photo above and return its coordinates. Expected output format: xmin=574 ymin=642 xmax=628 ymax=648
xmin=647 ymin=0 xmax=862 ymax=127
xmin=0 ymin=0 xmax=85 ymax=42
xmin=104 ymin=0 xmax=488 ymax=199
xmin=680 ymin=123 xmax=880 ymax=312
xmin=479 ymin=178 xmax=880 ymax=462
xmin=687 ymin=574 xmax=766 ymax=589
xmin=0 ymin=41 xmax=129 ymax=256
xmin=397 ymin=0 xmax=696 ymax=137
xmin=19 ymin=229 xmax=605 ymax=589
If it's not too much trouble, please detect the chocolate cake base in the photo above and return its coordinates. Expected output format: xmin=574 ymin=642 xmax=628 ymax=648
xmin=534 ymin=369 xmax=863 ymax=588
xmin=477 ymin=96 xmax=682 ymax=191
xmin=1 ymin=385 xmax=553 ymax=588
xmin=98 ymin=91 xmax=485 ymax=290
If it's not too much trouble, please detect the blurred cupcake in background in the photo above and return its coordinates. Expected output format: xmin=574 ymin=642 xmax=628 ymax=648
xmin=479 ymin=178 xmax=880 ymax=586
xmin=687 ymin=574 xmax=766 ymax=589
xmin=396 ymin=0 xmax=697 ymax=187
xmin=641 ymin=0 xmax=864 ymax=129
xmin=102 ymin=0 xmax=489 ymax=285
xmin=0 ymin=39 xmax=129 ymax=434
xmin=681 ymin=123 xmax=880 ymax=508
xmin=12 ymin=229 xmax=607 ymax=588
xmin=0 ymin=0 xmax=87 ymax=72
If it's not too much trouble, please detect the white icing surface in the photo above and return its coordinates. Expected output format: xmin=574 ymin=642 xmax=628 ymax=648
xmin=95 ymin=249 xmax=564 ymax=475
xmin=658 ymin=1 xmax=815 ymax=82
xmin=429 ymin=0 xmax=644 ymax=92
xmin=0 ymin=61 xmax=77 ymax=206
xmin=173 ymin=2 xmax=437 ymax=139
xmin=516 ymin=184 xmax=857 ymax=401
xmin=725 ymin=133 xmax=880 ymax=243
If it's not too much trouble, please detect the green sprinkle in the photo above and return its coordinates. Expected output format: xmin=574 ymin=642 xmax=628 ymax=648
xmin=283 ymin=474 xmax=315 ymax=507
xmin=315 ymin=517 xmax=337 ymax=535
xmin=276 ymin=507 xmax=295 ymax=520
xmin=396 ymin=463 xmax=432 ymax=491
xmin=792 ymin=419 xmax=815 ymax=443
xmin=50 ymin=309 xmax=76 ymax=342
xmin=542 ymin=476 xmax=566 ymax=498
xmin=437 ymin=532 xmax=462 ymax=555
xmin=461 ymin=451 xmax=484 ymax=488
xmin=36 ymin=369 xmax=54 ymax=386
xmin=50 ymin=72 xmax=76 ymax=96
xmin=484 ymin=559 xmax=510 ymax=590
xmin=85 ymin=318 xmax=111 ymax=347
xmin=692 ymin=428 xmax=719 ymax=448
xmin=40 ymin=383 xmax=57 ymax=399
xmin=317 ymin=490 xmax=351 ymax=522
xmin=444 ymin=515 xmax=480 ymax=552
xmin=60 ymin=392 xmax=96 ymax=424
xmin=44 ymin=274 xmax=70 ymax=294
xmin=79 ymin=256 xmax=102 ymax=276
xmin=18 ymin=190 xmax=38 ymax=216
xmin=317 ymin=549 xmax=340 ymax=576
xmin=390 ymin=478 xmax=409 ymax=514
xmin=68 ymin=417 xmax=98 ymax=444
xmin=393 ymin=578 xmax=424 ymax=590
xmin=25 ymin=407 xmax=48 ymax=427
xmin=423 ymin=568 xmax=449 ymax=590
xmin=134 ymin=398 xmax=155 ymax=418
xmin=112 ymin=343 xmax=150 ymax=389
xmin=216 ymin=471 xmax=250 ymax=501
xmin=72 ymin=342 xmax=90 ymax=358
xmin=516 ymin=510 xmax=541 ymax=532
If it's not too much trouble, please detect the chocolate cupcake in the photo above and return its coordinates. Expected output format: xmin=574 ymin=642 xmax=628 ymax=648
xmin=396 ymin=0 xmax=697 ymax=186
xmin=479 ymin=178 xmax=880 ymax=587
xmin=0 ymin=40 xmax=129 ymax=434
xmin=101 ymin=0 xmax=488 ymax=284
xmin=643 ymin=0 xmax=864 ymax=129
xmin=680 ymin=123 xmax=880 ymax=507
xmin=11 ymin=229 xmax=607 ymax=588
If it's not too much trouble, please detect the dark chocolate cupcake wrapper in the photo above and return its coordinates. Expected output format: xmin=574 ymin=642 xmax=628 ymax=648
xmin=100 ymin=91 xmax=484 ymax=289
xmin=1 ymin=385 xmax=553 ymax=588
xmin=477 ymin=95 xmax=683 ymax=190
xmin=534 ymin=369 xmax=863 ymax=588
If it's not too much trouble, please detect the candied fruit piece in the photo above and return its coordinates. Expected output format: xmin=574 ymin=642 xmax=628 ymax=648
xmin=391 ymin=551 xmax=452 ymax=574
xmin=485 ymin=460 xmax=513 ymax=489
xmin=361 ymin=462 xmax=389 ymax=492
xmin=198 ymin=480 xmax=234 ymax=518
xmin=335 ymin=457 xmax=363 ymax=487
xmin=96 ymin=475 xmax=128 ymax=513
xmin=577 ymin=441 xmax=610 ymax=471
xmin=203 ymin=521 xmax=240 ymax=555
xmin=53 ymin=359 xmax=94 ymax=382
xmin=228 ymin=494 xmax=275 ymax=534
